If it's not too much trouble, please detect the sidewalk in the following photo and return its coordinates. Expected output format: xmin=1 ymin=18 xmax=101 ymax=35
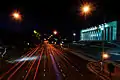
xmin=67 ymin=48 xmax=120 ymax=68
xmin=64 ymin=48 xmax=120 ymax=80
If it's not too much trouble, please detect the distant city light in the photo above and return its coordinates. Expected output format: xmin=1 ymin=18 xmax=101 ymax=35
xmin=102 ymin=53 xmax=109 ymax=59
xmin=54 ymin=42 xmax=56 ymax=44
xmin=53 ymin=30 xmax=57 ymax=35
xmin=34 ymin=30 xmax=37 ymax=34
xmin=44 ymin=38 xmax=46 ymax=40
xmin=73 ymin=33 xmax=76 ymax=36
xmin=52 ymin=41 xmax=54 ymax=44
xmin=27 ymin=43 xmax=29 ymax=45
xmin=60 ymin=43 xmax=63 ymax=46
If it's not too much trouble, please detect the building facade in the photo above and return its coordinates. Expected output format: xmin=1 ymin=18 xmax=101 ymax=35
xmin=80 ymin=21 xmax=118 ymax=41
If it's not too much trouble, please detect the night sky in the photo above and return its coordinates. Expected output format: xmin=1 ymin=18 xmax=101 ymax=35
xmin=0 ymin=0 xmax=120 ymax=41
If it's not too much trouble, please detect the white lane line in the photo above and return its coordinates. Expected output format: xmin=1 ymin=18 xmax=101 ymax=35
xmin=72 ymin=66 xmax=74 ymax=68
xmin=26 ymin=70 xmax=27 ymax=72
xmin=44 ymin=69 xmax=45 ymax=72
xmin=60 ymin=69 xmax=63 ymax=72
xmin=22 ymin=76 xmax=24 ymax=78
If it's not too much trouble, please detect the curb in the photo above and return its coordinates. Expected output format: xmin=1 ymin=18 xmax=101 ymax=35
xmin=87 ymin=62 xmax=111 ymax=80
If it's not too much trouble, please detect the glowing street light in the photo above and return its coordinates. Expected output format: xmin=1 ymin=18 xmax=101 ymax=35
xmin=82 ymin=5 xmax=90 ymax=13
xmin=80 ymin=2 xmax=94 ymax=19
xmin=73 ymin=33 xmax=76 ymax=36
xmin=11 ymin=11 xmax=22 ymax=21
xmin=60 ymin=43 xmax=63 ymax=46
xmin=53 ymin=30 xmax=57 ymax=35
xmin=102 ymin=53 xmax=109 ymax=60
xmin=73 ymin=33 xmax=76 ymax=42
xmin=27 ymin=43 xmax=29 ymax=45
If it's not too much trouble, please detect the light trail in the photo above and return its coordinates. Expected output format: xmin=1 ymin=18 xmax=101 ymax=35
xmin=46 ymin=46 xmax=51 ymax=73
xmin=7 ymin=47 xmax=40 ymax=80
xmin=0 ymin=47 xmax=39 ymax=80
xmin=49 ymin=52 xmax=61 ymax=80
xmin=46 ymin=44 xmax=62 ymax=80
xmin=54 ymin=47 xmax=83 ymax=76
xmin=24 ymin=47 xmax=43 ymax=80
xmin=33 ymin=48 xmax=44 ymax=80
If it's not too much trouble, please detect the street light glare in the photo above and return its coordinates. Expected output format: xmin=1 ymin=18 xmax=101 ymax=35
xmin=13 ymin=13 xmax=19 ymax=18
xmin=102 ymin=53 xmax=109 ymax=59
xmin=53 ymin=30 xmax=57 ymax=35
xmin=80 ymin=2 xmax=95 ymax=17
xmin=73 ymin=33 xmax=76 ymax=36
xmin=11 ymin=11 xmax=22 ymax=21
xmin=83 ymin=6 xmax=90 ymax=13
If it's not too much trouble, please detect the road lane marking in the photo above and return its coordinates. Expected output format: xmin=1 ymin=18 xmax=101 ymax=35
xmin=60 ymin=69 xmax=63 ymax=72
xmin=44 ymin=69 xmax=45 ymax=72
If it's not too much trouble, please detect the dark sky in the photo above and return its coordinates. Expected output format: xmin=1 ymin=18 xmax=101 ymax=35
xmin=0 ymin=0 xmax=120 ymax=40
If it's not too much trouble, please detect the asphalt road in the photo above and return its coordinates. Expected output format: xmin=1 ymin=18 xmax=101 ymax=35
xmin=0 ymin=42 xmax=101 ymax=80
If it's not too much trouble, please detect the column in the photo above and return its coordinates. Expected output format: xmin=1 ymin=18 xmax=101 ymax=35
xmin=100 ymin=30 xmax=103 ymax=40
xmin=109 ymin=27 xmax=111 ymax=41
xmin=83 ymin=33 xmax=85 ymax=40
xmin=89 ymin=32 xmax=91 ymax=40
xmin=113 ymin=26 xmax=117 ymax=40
xmin=106 ymin=28 xmax=108 ymax=40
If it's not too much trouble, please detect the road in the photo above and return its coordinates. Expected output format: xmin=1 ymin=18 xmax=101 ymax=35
xmin=0 ymin=41 xmax=101 ymax=80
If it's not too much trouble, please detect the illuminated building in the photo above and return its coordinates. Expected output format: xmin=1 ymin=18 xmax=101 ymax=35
xmin=80 ymin=21 xmax=118 ymax=41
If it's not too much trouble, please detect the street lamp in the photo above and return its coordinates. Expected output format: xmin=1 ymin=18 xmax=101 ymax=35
xmin=80 ymin=2 xmax=94 ymax=19
xmin=27 ymin=43 xmax=29 ymax=45
xmin=73 ymin=33 xmax=76 ymax=42
xmin=83 ymin=5 xmax=90 ymax=13
xmin=11 ymin=11 xmax=22 ymax=21
xmin=102 ymin=53 xmax=109 ymax=60
xmin=53 ymin=30 xmax=57 ymax=35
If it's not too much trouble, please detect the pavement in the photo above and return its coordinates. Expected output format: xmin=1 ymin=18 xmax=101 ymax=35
xmin=0 ymin=42 xmax=102 ymax=80
xmin=64 ymin=46 xmax=120 ymax=80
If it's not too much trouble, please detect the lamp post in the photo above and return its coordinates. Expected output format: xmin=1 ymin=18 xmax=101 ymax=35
xmin=73 ymin=33 xmax=76 ymax=42
xmin=81 ymin=3 xmax=93 ymax=20
xmin=100 ymin=25 xmax=105 ymax=71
